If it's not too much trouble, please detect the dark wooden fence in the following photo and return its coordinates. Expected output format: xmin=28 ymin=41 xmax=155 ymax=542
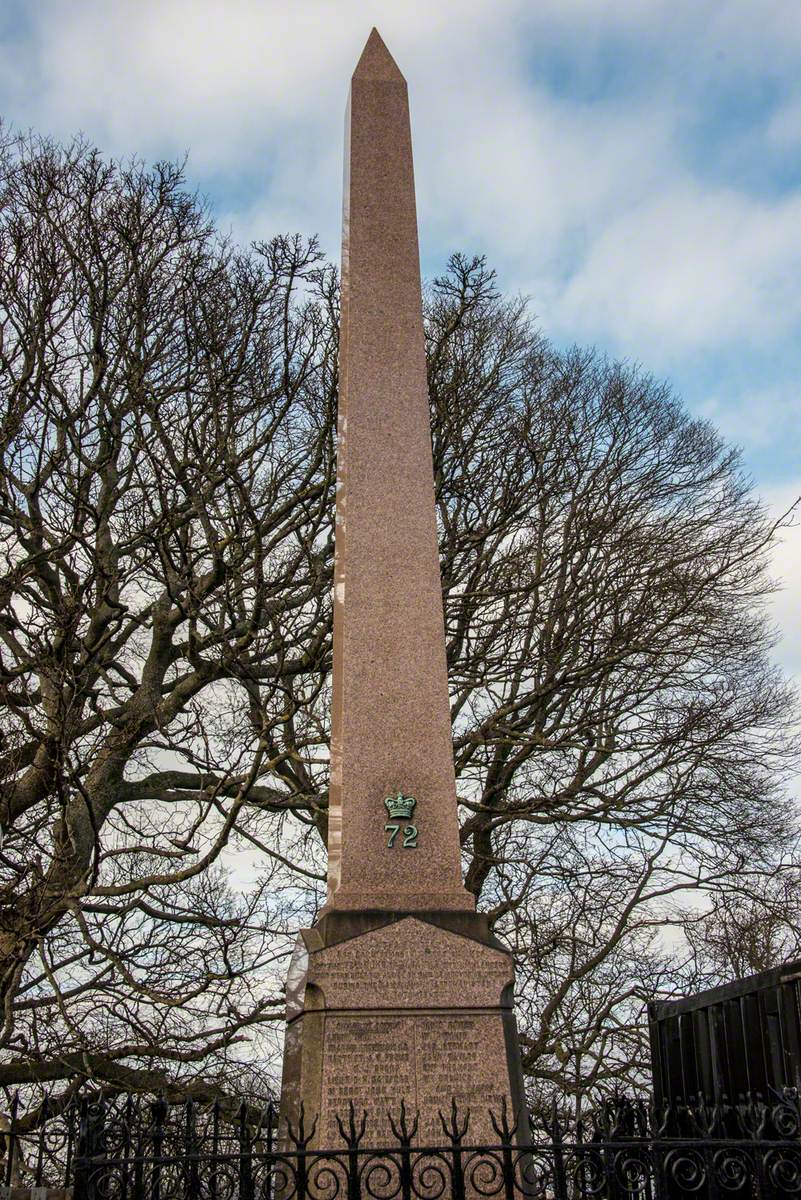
xmin=649 ymin=959 xmax=801 ymax=1110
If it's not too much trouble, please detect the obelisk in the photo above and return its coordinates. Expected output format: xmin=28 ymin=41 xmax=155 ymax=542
xmin=280 ymin=29 xmax=528 ymax=1146
xmin=326 ymin=28 xmax=472 ymax=915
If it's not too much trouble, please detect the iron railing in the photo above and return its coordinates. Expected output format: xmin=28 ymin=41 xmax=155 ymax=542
xmin=3 ymin=1088 xmax=801 ymax=1198
xmin=1 ymin=1089 xmax=81 ymax=1191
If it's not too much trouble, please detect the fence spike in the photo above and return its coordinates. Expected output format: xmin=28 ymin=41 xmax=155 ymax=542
xmin=388 ymin=1097 xmax=418 ymax=1144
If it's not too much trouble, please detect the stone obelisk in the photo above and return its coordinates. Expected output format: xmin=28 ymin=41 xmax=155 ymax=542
xmin=280 ymin=29 xmax=528 ymax=1145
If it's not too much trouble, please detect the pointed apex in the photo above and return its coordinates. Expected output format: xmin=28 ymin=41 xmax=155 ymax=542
xmin=352 ymin=28 xmax=405 ymax=83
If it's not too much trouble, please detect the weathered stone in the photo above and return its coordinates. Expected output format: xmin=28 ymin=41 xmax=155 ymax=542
xmin=281 ymin=914 xmax=527 ymax=1145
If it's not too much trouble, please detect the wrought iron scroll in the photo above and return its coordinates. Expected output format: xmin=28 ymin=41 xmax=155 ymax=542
xmin=4 ymin=1086 xmax=801 ymax=1198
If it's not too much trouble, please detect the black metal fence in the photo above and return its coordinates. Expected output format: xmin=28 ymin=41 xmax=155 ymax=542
xmin=1 ymin=1090 xmax=80 ymax=1192
xmin=4 ymin=1088 xmax=801 ymax=1199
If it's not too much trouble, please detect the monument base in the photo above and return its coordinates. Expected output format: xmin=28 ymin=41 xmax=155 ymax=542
xmin=279 ymin=911 xmax=530 ymax=1146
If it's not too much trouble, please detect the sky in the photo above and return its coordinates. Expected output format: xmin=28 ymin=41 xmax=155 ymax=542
xmin=0 ymin=0 xmax=798 ymax=687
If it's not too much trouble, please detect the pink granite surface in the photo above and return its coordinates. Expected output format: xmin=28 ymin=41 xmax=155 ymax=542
xmin=280 ymin=35 xmax=530 ymax=1157
xmin=312 ymin=917 xmax=513 ymax=1008
xmin=326 ymin=30 xmax=473 ymax=913
xmin=283 ymin=918 xmax=517 ymax=1147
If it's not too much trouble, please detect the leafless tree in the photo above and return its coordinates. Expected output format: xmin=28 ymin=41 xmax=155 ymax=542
xmin=0 ymin=132 xmax=337 ymax=1115
xmin=1 ymin=133 xmax=798 ymax=1124
xmin=426 ymin=256 xmax=800 ymax=1108
xmin=683 ymin=875 xmax=801 ymax=982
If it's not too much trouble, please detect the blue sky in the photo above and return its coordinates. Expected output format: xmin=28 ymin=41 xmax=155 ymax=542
xmin=1 ymin=0 xmax=799 ymax=681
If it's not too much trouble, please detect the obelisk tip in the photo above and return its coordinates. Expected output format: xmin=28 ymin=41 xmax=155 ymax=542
xmin=352 ymin=28 xmax=405 ymax=83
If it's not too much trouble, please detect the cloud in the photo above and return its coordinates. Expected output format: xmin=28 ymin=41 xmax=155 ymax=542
xmin=696 ymin=382 xmax=801 ymax=463
xmin=8 ymin=0 xmax=518 ymax=163
xmin=550 ymin=184 xmax=801 ymax=358
xmin=2 ymin=0 xmax=799 ymax=691
xmin=765 ymin=483 xmax=801 ymax=681
xmin=767 ymin=98 xmax=801 ymax=150
xmin=19 ymin=1 xmax=354 ymax=164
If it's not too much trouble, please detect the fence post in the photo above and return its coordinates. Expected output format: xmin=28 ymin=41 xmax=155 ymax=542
xmin=117 ymin=1093 xmax=133 ymax=1200
xmin=747 ymin=1094 xmax=771 ymax=1200
xmin=389 ymin=1100 xmax=418 ymax=1200
xmin=73 ymin=1095 xmax=94 ymax=1200
xmin=185 ymin=1099 xmax=200 ymax=1200
xmin=286 ymin=1104 xmax=316 ymax=1200
xmin=335 ymin=1101 xmax=367 ymax=1200
xmin=238 ymin=1102 xmax=253 ymax=1200
xmin=150 ymin=1094 xmax=167 ymax=1200
xmin=550 ymin=1099 xmax=568 ymax=1200
xmin=264 ymin=1102 xmax=275 ymax=1200
xmin=64 ymin=1090 xmax=80 ymax=1189
xmin=440 ymin=1101 xmax=468 ymax=1200
xmin=132 ymin=1097 xmax=144 ymax=1200
xmin=209 ymin=1098 xmax=220 ymax=1200
xmin=489 ymin=1098 xmax=517 ymax=1200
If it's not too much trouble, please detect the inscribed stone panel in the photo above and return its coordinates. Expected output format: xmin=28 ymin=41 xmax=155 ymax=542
xmin=319 ymin=1011 xmax=512 ymax=1146
xmin=311 ymin=918 xmax=512 ymax=1009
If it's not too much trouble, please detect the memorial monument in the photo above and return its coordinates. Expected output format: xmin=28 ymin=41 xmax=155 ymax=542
xmin=279 ymin=29 xmax=529 ymax=1146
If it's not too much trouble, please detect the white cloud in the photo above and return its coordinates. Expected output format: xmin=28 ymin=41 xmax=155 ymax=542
xmin=12 ymin=0 xmax=517 ymax=164
xmin=765 ymin=483 xmax=801 ymax=681
xmin=767 ymin=98 xmax=801 ymax=149
xmin=696 ymin=384 xmax=801 ymax=458
xmin=2 ymin=0 xmax=800 ymax=691
xmin=8 ymin=1 xmax=801 ymax=333
xmin=550 ymin=184 xmax=801 ymax=358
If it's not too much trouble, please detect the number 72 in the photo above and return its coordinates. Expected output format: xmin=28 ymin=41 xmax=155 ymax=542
xmin=385 ymin=823 xmax=418 ymax=848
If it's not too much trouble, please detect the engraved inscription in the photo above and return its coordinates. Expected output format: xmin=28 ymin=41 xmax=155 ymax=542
xmin=311 ymin=918 xmax=512 ymax=1010
xmin=319 ymin=1012 xmax=511 ymax=1146
xmin=321 ymin=1016 xmax=417 ymax=1142
xmin=415 ymin=1014 xmax=510 ymax=1143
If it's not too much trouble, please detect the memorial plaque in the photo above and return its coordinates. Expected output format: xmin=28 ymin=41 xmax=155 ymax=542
xmin=319 ymin=1016 xmax=418 ymax=1141
xmin=311 ymin=918 xmax=513 ymax=1009
xmin=316 ymin=1012 xmax=511 ymax=1144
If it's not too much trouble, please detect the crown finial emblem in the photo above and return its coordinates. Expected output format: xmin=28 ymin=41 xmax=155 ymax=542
xmin=384 ymin=791 xmax=417 ymax=820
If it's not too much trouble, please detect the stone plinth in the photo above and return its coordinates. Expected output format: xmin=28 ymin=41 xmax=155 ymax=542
xmin=280 ymin=913 xmax=530 ymax=1146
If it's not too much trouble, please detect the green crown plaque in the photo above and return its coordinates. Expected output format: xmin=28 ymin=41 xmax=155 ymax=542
xmin=384 ymin=792 xmax=417 ymax=820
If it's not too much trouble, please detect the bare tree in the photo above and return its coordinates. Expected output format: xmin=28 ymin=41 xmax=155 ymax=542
xmin=426 ymin=255 xmax=800 ymax=1106
xmin=0 ymin=132 xmax=337 ymax=1110
xmin=683 ymin=874 xmax=801 ymax=982
xmin=0 ymin=133 xmax=798 ymax=1123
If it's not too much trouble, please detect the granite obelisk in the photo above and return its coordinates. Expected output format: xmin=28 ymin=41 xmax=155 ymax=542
xmin=326 ymin=29 xmax=472 ymax=915
xmin=280 ymin=29 xmax=528 ymax=1145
